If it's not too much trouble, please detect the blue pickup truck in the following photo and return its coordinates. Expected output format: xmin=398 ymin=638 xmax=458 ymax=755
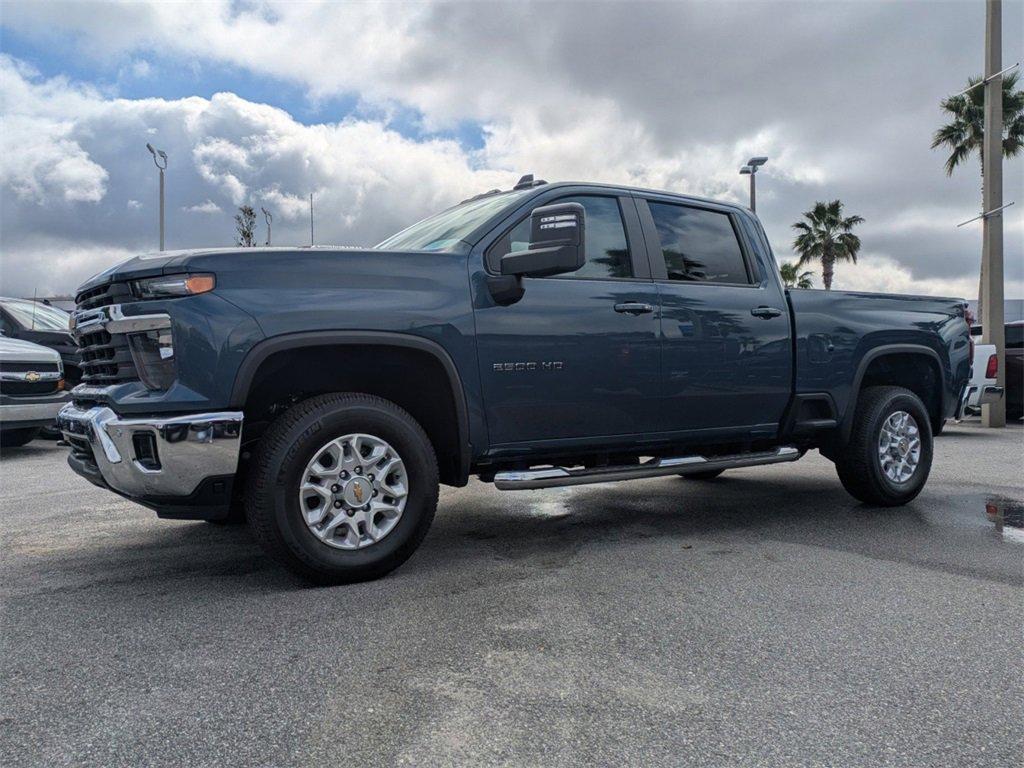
xmin=59 ymin=177 xmax=972 ymax=583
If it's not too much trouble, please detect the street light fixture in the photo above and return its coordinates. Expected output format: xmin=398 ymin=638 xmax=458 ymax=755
xmin=739 ymin=156 xmax=768 ymax=212
xmin=146 ymin=143 xmax=168 ymax=251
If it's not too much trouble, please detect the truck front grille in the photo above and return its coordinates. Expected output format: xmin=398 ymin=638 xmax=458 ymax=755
xmin=75 ymin=281 xmax=133 ymax=310
xmin=0 ymin=362 xmax=62 ymax=397
xmin=73 ymin=283 xmax=141 ymax=395
xmin=77 ymin=328 xmax=137 ymax=386
xmin=0 ymin=380 xmax=61 ymax=396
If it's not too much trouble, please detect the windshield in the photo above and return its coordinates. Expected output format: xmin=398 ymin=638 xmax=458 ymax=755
xmin=1 ymin=299 xmax=70 ymax=332
xmin=376 ymin=190 xmax=531 ymax=252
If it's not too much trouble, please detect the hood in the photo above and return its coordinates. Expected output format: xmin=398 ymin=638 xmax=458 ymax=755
xmin=18 ymin=328 xmax=75 ymax=345
xmin=74 ymin=246 xmax=377 ymax=295
xmin=0 ymin=336 xmax=63 ymax=364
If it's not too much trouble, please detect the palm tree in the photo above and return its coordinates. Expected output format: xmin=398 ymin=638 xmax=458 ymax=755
xmin=779 ymin=262 xmax=815 ymax=289
xmin=932 ymin=72 xmax=1024 ymax=313
xmin=791 ymin=200 xmax=864 ymax=291
xmin=931 ymin=71 xmax=1024 ymax=179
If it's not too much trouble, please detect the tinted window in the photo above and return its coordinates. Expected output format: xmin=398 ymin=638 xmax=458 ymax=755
xmin=648 ymin=202 xmax=750 ymax=284
xmin=488 ymin=195 xmax=632 ymax=279
xmin=1007 ymin=324 xmax=1023 ymax=349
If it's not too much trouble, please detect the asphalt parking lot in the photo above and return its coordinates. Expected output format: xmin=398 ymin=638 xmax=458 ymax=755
xmin=1 ymin=423 xmax=1022 ymax=768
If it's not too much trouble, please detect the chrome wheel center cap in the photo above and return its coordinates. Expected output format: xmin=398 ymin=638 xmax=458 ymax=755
xmin=342 ymin=477 xmax=371 ymax=508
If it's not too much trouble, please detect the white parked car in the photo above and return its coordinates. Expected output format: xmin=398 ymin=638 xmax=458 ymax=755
xmin=963 ymin=340 xmax=1003 ymax=416
xmin=0 ymin=335 xmax=71 ymax=447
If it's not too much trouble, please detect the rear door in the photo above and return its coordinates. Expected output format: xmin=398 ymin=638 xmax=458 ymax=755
xmin=472 ymin=193 xmax=662 ymax=448
xmin=636 ymin=196 xmax=791 ymax=438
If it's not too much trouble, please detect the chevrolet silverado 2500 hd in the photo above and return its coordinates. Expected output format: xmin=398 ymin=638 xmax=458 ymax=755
xmin=59 ymin=178 xmax=973 ymax=583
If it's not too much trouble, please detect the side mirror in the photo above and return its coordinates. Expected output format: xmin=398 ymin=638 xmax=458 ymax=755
xmin=499 ymin=202 xmax=586 ymax=278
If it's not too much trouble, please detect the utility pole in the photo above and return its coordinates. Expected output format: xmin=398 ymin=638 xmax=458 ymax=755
xmin=738 ymin=156 xmax=768 ymax=213
xmin=146 ymin=143 xmax=168 ymax=251
xmin=982 ymin=0 xmax=1005 ymax=427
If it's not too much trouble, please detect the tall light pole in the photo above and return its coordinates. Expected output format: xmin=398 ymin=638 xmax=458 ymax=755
xmin=981 ymin=0 xmax=1006 ymax=427
xmin=261 ymin=206 xmax=273 ymax=246
xmin=146 ymin=143 xmax=168 ymax=251
xmin=739 ymin=156 xmax=768 ymax=212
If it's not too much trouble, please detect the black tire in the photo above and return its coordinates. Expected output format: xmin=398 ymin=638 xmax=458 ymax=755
xmin=1 ymin=427 xmax=41 ymax=448
xmin=680 ymin=469 xmax=725 ymax=480
xmin=246 ymin=393 xmax=438 ymax=584
xmin=834 ymin=385 xmax=933 ymax=506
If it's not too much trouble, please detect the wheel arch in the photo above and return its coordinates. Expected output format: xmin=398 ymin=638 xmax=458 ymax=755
xmin=842 ymin=344 xmax=945 ymax=441
xmin=231 ymin=331 xmax=471 ymax=486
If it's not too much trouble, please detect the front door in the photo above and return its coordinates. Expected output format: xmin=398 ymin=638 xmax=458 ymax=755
xmin=473 ymin=194 xmax=661 ymax=448
xmin=638 ymin=197 xmax=792 ymax=437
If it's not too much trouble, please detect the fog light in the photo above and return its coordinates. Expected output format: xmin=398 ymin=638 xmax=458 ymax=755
xmin=128 ymin=328 xmax=176 ymax=390
xmin=132 ymin=432 xmax=160 ymax=470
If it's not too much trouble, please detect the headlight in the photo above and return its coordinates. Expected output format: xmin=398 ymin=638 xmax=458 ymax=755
xmin=127 ymin=328 xmax=176 ymax=390
xmin=132 ymin=273 xmax=215 ymax=299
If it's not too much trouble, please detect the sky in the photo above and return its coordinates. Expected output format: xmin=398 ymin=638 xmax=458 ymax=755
xmin=0 ymin=0 xmax=1021 ymax=299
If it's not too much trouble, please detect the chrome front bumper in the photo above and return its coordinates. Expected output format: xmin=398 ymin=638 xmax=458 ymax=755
xmin=58 ymin=403 xmax=243 ymax=498
xmin=1 ymin=392 xmax=70 ymax=426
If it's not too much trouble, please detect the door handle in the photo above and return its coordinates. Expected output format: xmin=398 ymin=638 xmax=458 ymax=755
xmin=751 ymin=306 xmax=783 ymax=319
xmin=614 ymin=302 xmax=655 ymax=315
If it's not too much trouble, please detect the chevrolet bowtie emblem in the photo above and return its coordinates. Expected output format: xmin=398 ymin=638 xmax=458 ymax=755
xmin=353 ymin=482 xmax=365 ymax=503
xmin=25 ymin=371 xmax=41 ymax=383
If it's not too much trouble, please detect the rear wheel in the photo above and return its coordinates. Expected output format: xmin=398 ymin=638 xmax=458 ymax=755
xmin=834 ymin=386 xmax=932 ymax=506
xmin=0 ymin=427 xmax=40 ymax=448
xmin=246 ymin=393 xmax=438 ymax=584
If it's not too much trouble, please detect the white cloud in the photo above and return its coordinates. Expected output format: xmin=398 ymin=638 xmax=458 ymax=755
xmin=126 ymin=58 xmax=151 ymax=79
xmin=0 ymin=237 xmax=138 ymax=297
xmin=0 ymin=56 xmax=511 ymax=295
xmin=183 ymin=199 xmax=221 ymax=214
xmin=0 ymin=1 xmax=1021 ymax=300
xmin=127 ymin=199 xmax=142 ymax=209
xmin=0 ymin=114 xmax=108 ymax=203
xmin=831 ymin=252 xmax=1024 ymax=300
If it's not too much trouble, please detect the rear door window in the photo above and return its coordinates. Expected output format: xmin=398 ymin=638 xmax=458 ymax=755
xmin=648 ymin=202 xmax=751 ymax=284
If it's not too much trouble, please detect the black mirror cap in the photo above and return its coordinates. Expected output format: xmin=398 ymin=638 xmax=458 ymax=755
xmin=499 ymin=202 xmax=585 ymax=278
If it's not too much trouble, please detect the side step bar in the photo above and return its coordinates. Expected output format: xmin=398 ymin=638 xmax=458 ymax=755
xmin=493 ymin=446 xmax=802 ymax=491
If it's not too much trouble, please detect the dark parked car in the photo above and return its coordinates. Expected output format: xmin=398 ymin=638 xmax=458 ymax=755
xmin=0 ymin=298 xmax=80 ymax=385
xmin=1006 ymin=321 xmax=1022 ymax=420
xmin=57 ymin=178 xmax=972 ymax=583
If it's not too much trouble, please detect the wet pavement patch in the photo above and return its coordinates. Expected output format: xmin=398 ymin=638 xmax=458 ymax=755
xmin=985 ymin=497 xmax=1024 ymax=544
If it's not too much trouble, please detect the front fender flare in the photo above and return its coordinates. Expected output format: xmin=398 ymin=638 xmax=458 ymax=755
xmin=229 ymin=330 xmax=471 ymax=483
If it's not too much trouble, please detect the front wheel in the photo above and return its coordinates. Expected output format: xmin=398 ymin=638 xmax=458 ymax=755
xmin=246 ymin=393 xmax=438 ymax=584
xmin=834 ymin=385 xmax=933 ymax=506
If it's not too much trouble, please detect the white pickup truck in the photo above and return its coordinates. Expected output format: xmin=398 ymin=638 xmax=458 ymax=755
xmin=963 ymin=338 xmax=1003 ymax=417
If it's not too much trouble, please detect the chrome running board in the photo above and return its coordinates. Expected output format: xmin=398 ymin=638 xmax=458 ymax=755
xmin=493 ymin=446 xmax=802 ymax=491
